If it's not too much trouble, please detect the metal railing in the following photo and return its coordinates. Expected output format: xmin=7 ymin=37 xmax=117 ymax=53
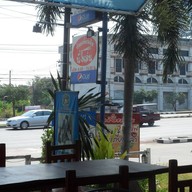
xmin=6 ymin=155 xmax=42 ymax=165
xmin=115 ymin=148 xmax=151 ymax=164
xmin=5 ymin=148 xmax=151 ymax=166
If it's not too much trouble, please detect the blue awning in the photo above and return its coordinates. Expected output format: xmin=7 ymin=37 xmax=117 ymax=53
xmin=50 ymin=0 xmax=148 ymax=15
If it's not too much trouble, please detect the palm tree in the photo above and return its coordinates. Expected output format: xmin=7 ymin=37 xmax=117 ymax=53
xmin=110 ymin=12 xmax=151 ymax=155
xmin=110 ymin=0 xmax=191 ymax=155
xmin=36 ymin=0 xmax=192 ymax=156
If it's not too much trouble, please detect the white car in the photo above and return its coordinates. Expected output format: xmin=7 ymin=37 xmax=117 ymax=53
xmin=6 ymin=109 xmax=52 ymax=129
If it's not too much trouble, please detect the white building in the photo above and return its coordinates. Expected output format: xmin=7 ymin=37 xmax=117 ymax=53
xmin=59 ymin=35 xmax=192 ymax=112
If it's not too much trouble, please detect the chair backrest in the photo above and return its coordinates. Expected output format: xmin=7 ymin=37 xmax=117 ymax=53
xmin=65 ymin=165 xmax=129 ymax=192
xmin=169 ymin=159 xmax=192 ymax=192
xmin=45 ymin=140 xmax=81 ymax=163
xmin=0 ymin=143 xmax=6 ymax=167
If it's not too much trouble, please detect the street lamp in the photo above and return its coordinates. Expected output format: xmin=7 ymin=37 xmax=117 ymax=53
xmin=32 ymin=23 xmax=42 ymax=33
xmin=87 ymin=27 xmax=95 ymax=38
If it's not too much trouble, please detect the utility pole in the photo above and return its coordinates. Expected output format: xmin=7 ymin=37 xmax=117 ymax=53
xmin=9 ymin=70 xmax=11 ymax=85
xmin=62 ymin=7 xmax=71 ymax=90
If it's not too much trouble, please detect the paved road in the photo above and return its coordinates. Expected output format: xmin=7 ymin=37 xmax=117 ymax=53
xmin=2 ymin=113 xmax=192 ymax=166
xmin=139 ymin=117 xmax=192 ymax=166
xmin=0 ymin=127 xmax=43 ymax=166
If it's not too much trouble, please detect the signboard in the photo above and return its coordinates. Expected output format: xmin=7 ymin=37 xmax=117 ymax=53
xmin=71 ymin=10 xmax=102 ymax=28
xmin=103 ymin=113 xmax=140 ymax=157
xmin=71 ymin=34 xmax=98 ymax=84
xmin=79 ymin=111 xmax=96 ymax=127
xmin=54 ymin=91 xmax=79 ymax=145
xmin=49 ymin=0 xmax=148 ymax=15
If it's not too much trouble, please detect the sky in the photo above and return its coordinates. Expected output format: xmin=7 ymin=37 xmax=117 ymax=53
xmin=0 ymin=0 xmax=89 ymax=85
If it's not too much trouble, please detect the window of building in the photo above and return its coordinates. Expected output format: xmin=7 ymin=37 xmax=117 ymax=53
xmin=179 ymin=63 xmax=188 ymax=75
xmin=168 ymin=78 xmax=173 ymax=83
xmin=179 ymin=50 xmax=189 ymax=57
xmin=147 ymin=77 xmax=158 ymax=83
xmin=148 ymin=47 xmax=158 ymax=54
xmin=114 ymin=44 xmax=118 ymax=52
xmin=114 ymin=76 xmax=118 ymax=82
xmin=115 ymin=58 xmax=124 ymax=73
xmin=114 ymin=76 xmax=124 ymax=82
xmin=178 ymin=79 xmax=188 ymax=84
xmin=135 ymin=77 xmax=142 ymax=83
xmin=119 ymin=76 xmax=124 ymax=82
xmin=148 ymin=60 xmax=156 ymax=74
xmin=135 ymin=62 xmax=139 ymax=73
xmin=163 ymin=49 xmax=167 ymax=55
xmin=163 ymin=49 xmax=189 ymax=57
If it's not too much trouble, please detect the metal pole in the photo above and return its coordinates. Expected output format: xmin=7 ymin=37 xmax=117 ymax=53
xmin=62 ymin=7 xmax=71 ymax=90
xmin=100 ymin=12 xmax=108 ymax=124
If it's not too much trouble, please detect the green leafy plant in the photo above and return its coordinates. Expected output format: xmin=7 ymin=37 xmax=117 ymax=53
xmin=46 ymin=72 xmax=108 ymax=160
xmin=91 ymin=127 xmax=127 ymax=160
xmin=41 ymin=128 xmax=54 ymax=163
xmin=91 ymin=126 xmax=115 ymax=160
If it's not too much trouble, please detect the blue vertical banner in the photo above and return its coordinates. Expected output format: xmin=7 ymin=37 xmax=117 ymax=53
xmin=54 ymin=91 xmax=79 ymax=145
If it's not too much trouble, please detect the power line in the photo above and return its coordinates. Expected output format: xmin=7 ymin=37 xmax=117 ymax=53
xmin=0 ymin=5 xmax=36 ymax=17
xmin=0 ymin=44 xmax=60 ymax=46
xmin=0 ymin=49 xmax=58 ymax=53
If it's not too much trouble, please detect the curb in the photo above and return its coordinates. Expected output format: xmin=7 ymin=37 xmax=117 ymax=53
xmin=156 ymin=137 xmax=192 ymax=144
xmin=160 ymin=114 xmax=192 ymax=119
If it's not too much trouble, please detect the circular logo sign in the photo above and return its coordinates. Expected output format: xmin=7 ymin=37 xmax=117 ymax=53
xmin=73 ymin=36 xmax=96 ymax=66
xmin=77 ymin=73 xmax=83 ymax=80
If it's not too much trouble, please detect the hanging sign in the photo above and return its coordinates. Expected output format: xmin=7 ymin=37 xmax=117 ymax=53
xmin=71 ymin=34 xmax=98 ymax=84
xmin=54 ymin=91 xmax=79 ymax=145
xmin=71 ymin=10 xmax=102 ymax=28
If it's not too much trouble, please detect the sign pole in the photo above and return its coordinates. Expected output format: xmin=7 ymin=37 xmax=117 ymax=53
xmin=100 ymin=12 xmax=108 ymax=124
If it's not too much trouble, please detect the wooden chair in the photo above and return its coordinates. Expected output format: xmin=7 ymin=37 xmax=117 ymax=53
xmin=45 ymin=140 xmax=81 ymax=163
xmin=65 ymin=165 xmax=129 ymax=192
xmin=42 ymin=140 xmax=81 ymax=192
xmin=169 ymin=159 xmax=192 ymax=192
xmin=0 ymin=143 xmax=6 ymax=167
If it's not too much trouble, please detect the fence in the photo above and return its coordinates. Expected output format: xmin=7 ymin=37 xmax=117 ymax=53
xmin=115 ymin=148 xmax=151 ymax=164
xmin=5 ymin=148 xmax=151 ymax=166
xmin=6 ymin=155 xmax=42 ymax=165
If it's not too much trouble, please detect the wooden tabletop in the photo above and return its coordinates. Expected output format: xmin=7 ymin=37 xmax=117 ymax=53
xmin=0 ymin=159 xmax=168 ymax=192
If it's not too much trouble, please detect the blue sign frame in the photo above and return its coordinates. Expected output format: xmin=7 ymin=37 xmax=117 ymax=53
xmin=71 ymin=10 xmax=102 ymax=28
xmin=49 ymin=0 xmax=148 ymax=15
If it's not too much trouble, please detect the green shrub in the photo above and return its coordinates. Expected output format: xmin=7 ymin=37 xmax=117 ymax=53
xmin=40 ymin=127 xmax=54 ymax=163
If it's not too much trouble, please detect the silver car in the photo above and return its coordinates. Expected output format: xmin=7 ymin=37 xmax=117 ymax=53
xmin=6 ymin=109 xmax=52 ymax=129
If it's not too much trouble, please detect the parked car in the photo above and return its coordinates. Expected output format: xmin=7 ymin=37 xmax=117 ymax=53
xmin=6 ymin=109 xmax=52 ymax=129
xmin=119 ymin=103 xmax=160 ymax=127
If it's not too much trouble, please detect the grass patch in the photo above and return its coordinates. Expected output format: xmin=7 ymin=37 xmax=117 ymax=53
xmin=139 ymin=173 xmax=168 ymax=192
xmin=139 ymin=172 xmax=192 ymax=192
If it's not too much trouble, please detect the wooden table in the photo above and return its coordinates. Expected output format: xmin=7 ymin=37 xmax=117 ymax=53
xmin=0 ymin=159 xmax=168 ymax=192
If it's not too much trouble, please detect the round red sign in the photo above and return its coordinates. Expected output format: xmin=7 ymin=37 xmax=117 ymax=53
xmin=73 ymin=36 xmax=97 ymax=66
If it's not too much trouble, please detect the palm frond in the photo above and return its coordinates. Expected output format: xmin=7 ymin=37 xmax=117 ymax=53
xmin=36 ymin=4 xmax=63 ymax=36
xmin=57 ymin=71 xmax=62 ymax=90
xmin=152 ymin=0 xmax=190 ymax=81
xmin=50 ymin=73 xmax=59 ymax=91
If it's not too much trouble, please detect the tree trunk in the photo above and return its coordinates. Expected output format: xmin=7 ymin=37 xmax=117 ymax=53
xmin=122 ymin=56 xmax=135 ymax=157
xmin=121 ymin=16 xmax=137 ymax=159
xmin=12 ymin=100 xmax=15 ymax=117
